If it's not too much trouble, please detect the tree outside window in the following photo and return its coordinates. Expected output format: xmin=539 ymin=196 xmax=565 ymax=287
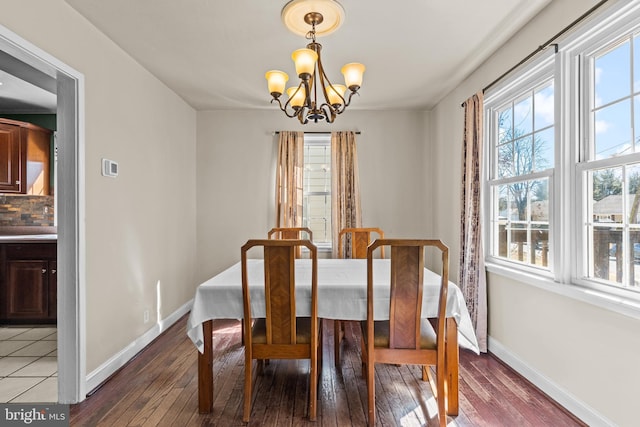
xmin=490 ymin=80 xmax=554 ymax=269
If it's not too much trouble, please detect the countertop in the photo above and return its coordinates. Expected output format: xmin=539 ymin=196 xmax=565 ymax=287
xmin=0 ymin=235 xmax=57 ymax=243
xmin=0 ymin=226 xmax=57 ymax=243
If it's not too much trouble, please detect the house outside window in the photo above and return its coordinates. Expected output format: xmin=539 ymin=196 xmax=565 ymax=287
xmin=303 ymin=133 xmax=332 ymax=250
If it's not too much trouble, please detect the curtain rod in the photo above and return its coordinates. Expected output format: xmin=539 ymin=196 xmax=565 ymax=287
xmin=272 ymin=131 xmax=361 ymax=135
xmin=461 ymin=0 xmax=609 ymax=107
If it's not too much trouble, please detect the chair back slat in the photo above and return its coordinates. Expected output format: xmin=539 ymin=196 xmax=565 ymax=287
xmin=353 ymin=231 xmax=372 ymax=258
xmin=338 ymin=227 xmax=385 ymax=259
xmin=389 ymin=245 xmax=424 ymax=349
xmin=264 ymin=245 xmax=296 ymax=344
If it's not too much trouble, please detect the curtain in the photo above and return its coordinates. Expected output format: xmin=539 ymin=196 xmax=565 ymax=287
xmin=331 ymin=131 xmax=362 ymax=258
xmin=275 ymin=131 xmax=304 ymax=228
xmin=459 ymin=92 xmax=488 ymax=353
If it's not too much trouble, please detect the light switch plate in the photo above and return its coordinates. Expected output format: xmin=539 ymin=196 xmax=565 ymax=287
xmin=102 ymin=158 xmax=118 ymax=178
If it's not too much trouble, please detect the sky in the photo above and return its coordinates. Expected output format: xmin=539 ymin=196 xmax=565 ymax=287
xmin=593 ymin=35 xmax=640 ymax=159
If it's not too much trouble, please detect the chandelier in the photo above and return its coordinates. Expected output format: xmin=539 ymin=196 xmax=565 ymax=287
xmin=265 ymin=0 xmax=365 ymax=124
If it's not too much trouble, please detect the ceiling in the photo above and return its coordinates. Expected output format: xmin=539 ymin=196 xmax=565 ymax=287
xmin=0 ymin=0 xmax=552 ymax=114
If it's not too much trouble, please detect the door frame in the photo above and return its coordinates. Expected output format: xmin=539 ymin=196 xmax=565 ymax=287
xmin=0 ymin=25 xmax=86 ymax=403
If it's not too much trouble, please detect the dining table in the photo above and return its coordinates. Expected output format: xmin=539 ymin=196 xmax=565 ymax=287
xmin=187 ymin=258 xmax=479 ymax=415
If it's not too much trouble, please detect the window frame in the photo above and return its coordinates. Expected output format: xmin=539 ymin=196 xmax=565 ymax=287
xmin=570 ymin=4 xmax=640 ymax=301
xmin=302 ymin=133 xmax=332 ymax=251
xmin=483 ymin=0 xmax=640 ymax=315
xmin=484 ymin=51 xmax=556 ymax=279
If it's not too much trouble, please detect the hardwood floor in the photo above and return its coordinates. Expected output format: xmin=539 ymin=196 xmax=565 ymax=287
xmin=70 ymin=316 xmax=586 ymax=426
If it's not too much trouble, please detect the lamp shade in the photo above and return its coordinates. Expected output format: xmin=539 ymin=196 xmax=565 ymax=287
xmin=292 ymin=48 xmax=318 ymax=77
xmin=265 ymin=70 xmax=289 ymax=96
xmin=286 ymin=86 xmax=306 ymax=108
xmin=341 ymin=62 xmax=365 ymax=90
xmin=326 ymin=84 xmax=346 ymax=105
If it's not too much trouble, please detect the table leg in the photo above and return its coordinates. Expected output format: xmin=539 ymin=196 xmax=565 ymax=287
xmin=198 ymin=319 xmax=214 ymax=413
xmin=445 ymin=317 xmax=459 ymax=416
xmin=334 ymin=320 xmax=345 ymax=365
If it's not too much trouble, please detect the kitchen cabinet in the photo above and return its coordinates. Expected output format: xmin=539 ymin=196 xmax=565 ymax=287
xmin=0 ymin=118 xmax=52 ymax=195
xmin=0 ymin=242 xmax=57 ymax=324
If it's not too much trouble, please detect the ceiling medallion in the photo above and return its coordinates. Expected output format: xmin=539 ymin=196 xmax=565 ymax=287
xmin=265 ymin=0 xmax=365 ymax=124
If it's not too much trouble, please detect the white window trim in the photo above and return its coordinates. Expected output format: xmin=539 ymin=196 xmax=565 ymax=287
xmin=303 ymin=133 xmax=332 ymax=252
xmin=484 ymin=50 xmax=556 ymax=278
xmin=484 ymin=0 xmax=640 ymax=320
xmin=566 ymin=0 xmax=640 ymax=305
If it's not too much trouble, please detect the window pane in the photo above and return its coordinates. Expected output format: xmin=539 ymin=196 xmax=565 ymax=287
xmin=304 ymin=194 xmax=331 ymax=243
xmin=496 ymin=185 xmax=509 ymax=258
xmin=590 ymin=226 xmax=623 ymax=284
xmin=531 ymin=178 xmax=549 ymax=268
xmin=634 ymin=95 xmax=640 ymax=151
xmin=304 ymin=145 xmax=331 ymax=192
xmin=630 ymin=229 xmax=640 ymax=287
xmin=492 ymin=177 xmax=550 ymax=269
xmin=509 ymin=182 xmax=528 ymax=221
xmin=627 ymin=164 xmax=640 ymax=225
xmin=498 ymin=105 xmax=513 ymax=144
xmin=532 ymin=224 xmax=549 ymax=267
xmin=534 ymin=127 xmax=554 ymax=172
xmin=513 ymin=136 xmax=533 ymax=176
xmin=303 ymin=136 xmax=332 ymax=247
xmin=488 ymin=66 xmax=552 ymax=272
xmin=634 ymin=34 xmax=640 ymax=93
xmin=498 ymin=143 xmax=513 ymax=178
xmin=514 ymin=95 xmax=533 ymax=135
xmin=594 ymin=40 xmax=630 ymax=108
xmin=497 ymin=184 xmax=509 ymax=219
xmin=591 ymin=167 xmax=623 ymax=224
xmin=534 ymin=82 xmax=554 ymax=130
xmin=530 ymin=178 xmax=549 ymax=222
xmin=594 ymin=99 xmax=631 ymax=159
xmin=507 ymin=223 xmax=528 ymax=262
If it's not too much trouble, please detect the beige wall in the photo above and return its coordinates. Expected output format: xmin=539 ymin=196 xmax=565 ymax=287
xmin=0 ymin=0 xmax=198 ymax=373
xmin=195 ymin=109 xmax=430 ymax=282
xmin=430 ymin=0 xmax=640 ymax=425
xmin=488 ymin=272 xmax=640 ymax=424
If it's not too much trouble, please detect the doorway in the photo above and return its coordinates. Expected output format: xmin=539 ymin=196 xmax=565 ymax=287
xmin=0 ymin=25 xmax=85 ymax=403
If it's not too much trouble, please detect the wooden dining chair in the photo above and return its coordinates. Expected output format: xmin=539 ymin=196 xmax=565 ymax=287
xmin=241 ymin=238 xmax=321 ymax=422
xmin=335 ymin=227 xmax=385 ymax=365
xmin=337 ymin=227 xmax=385 ymax=259
xmin=267 ymin=227 xmax=313 ymax=258
xmin=360 ymin=239 xmax=449 ymax=427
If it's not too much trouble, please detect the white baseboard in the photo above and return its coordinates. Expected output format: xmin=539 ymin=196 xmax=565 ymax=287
xmin=488 ymin=336 xmax=615 ymax=427
xmin=85 ymin=299 xmax=193 ymax=394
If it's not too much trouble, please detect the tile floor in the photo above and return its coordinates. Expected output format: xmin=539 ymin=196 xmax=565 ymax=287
xmin=0 ymin=326 xmax=57 ymax=403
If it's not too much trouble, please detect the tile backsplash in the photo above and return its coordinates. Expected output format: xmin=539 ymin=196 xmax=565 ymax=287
xmin=0 ymin=195 xmax=55 ymax=226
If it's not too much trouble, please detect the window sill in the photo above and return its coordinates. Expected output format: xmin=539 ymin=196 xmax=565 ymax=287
xmin=302 ymin=245 xmax=332 ymax=254
xmin=485 ymin=262 xmax=640 ymax=321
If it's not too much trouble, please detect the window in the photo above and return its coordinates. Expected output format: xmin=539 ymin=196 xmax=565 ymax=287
xmin=579 ymin=30 xmax=640 ymax=291
xmin=303 ymin=134 xmax=332 ymax=249
xmin=484 ymin=1 xmax=640 ymax=305
xmin=485 ymin=58 xmax=555 ymax=273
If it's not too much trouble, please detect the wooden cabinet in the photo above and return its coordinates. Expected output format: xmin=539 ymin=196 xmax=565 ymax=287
xmin=0 ymin=118 xmax=52 ymax=195
xmin=0 ymin=121 xmax=21 ymax=193
xmin=0 ymin=242 xmax=57 ymax=324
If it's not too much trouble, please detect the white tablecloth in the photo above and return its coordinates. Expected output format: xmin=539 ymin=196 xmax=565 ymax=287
xmin=187 ymin=259 xmax=479 ymax=354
